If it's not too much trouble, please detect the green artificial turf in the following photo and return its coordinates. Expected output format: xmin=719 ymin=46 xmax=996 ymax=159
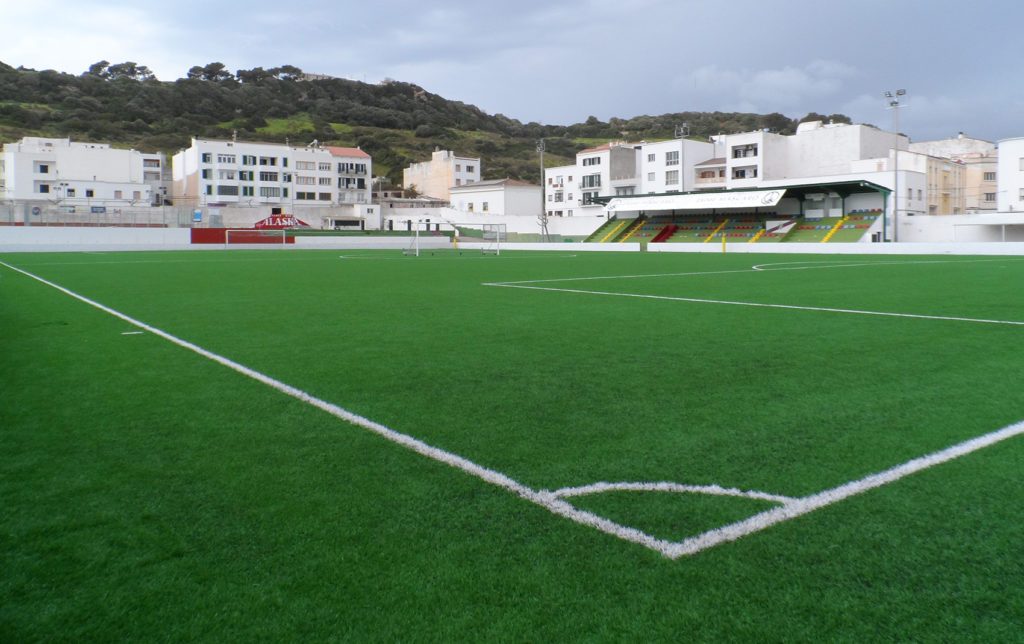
xmin=2 ymin=249 xmax=1023 ymax=641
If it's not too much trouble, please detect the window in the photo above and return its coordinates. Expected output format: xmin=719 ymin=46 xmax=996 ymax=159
xmin=217 ymin=185 xmax=239 ymax=195
xmin=201 ymin=169 xmax=212 ymax=179
xmin=917 ymin=189 xmax=922 ymax=201
xmin=296 ymin=192 xmax=316 ymax=200
xmin=144 ymin=159 xmax=160 ymax=168
xmin=581 ymin=174 xmax=601 ymax=188
xmin=554 ymin=191 xmax=564 ymax=202
xmin=984 ymin=172 xmax=996 ymax=181
xmin=615 ymin=187 xmax=635 ymax=196
xmin=114 ymin=190 xmax=123 ymax=199
xmin=582 ymin=157 xmax=601 ymax=166
xmin=984 ymin=192 xmax=996 ymax=202
xmin=647 ymin=172 xmax=655 ymax=181
xmin=282 ymin=158 xmax=288 ymax=168
xmin=296 ymin=161 xmax=315 ymax=170
xmin=259 ymin=156 xmax=277 ymax=166
xmin=732 ymin=167 xmax=757 ymax=179
xmin=455 ymin=179 xmax=462 ymax=186
xmin=318 ymin=162 xmax=331 ymax=171
xmin=38 ymin=183 xmax=49 ymax=193
xmin=1020 ymin=158 xmax=1024 ymax=171
xmin=1019 ymin=188 xmax=1024 ymax=201
xmin=201 ymin=153 xmax=212 ymax=163
xmin=217 ymin=154 xmax=236 ymax=164
xmin=665 ymin=151 xmax=679 ymax=166
xmin=567 ymin=193 xmax=572 ymax=200
xmin=37 ymin=163 xmax=50 ymax=174
xmin=259 ymin=172 xmax=279 ymax=182
xmin=144 ymin=172 xmax=160 ymax=181
xmin=86 ymin=189 xmax=94 ymax=198
xmin=319 ymin=193 xmax=331 ymax=201
xmin=239 ymin=171 xmax=254 ymax=181
xmin=204 ymin=185 xmax=212 ymax=195
xmin=466 ymin=165 xmax=475 ymax=173
xmin=296 ymin=176 xmax=316 ymax=185
xmin=666 ymin=170 xmax=679 ymax=184
xmin=455 ymin=164 xmax=462 ymax=172
xmin=259 ymin=187 xmax=281 ymax=197
xmin=318 ymin=177 xmax=332 ymax=186
xmin=907 ymin=188 xmax=912 ymax=202
xmin=283 ymin=188 xmax=288 ymax=198
xmin=731 ymin=144 xmax=758 ymax=158
xmin=66 ymin=188 xmax=75 ymax=197
xmin=282 ymin=173 xmax=292 ymax=183
xmin=242 ymin=155 xmax=256 ymax=166
xmin=581 ymin=191 xmax=599 ymax=205
xmin=242 ymin=186 xmax=254 ymax=197
xmin=467 ymin=202 xmax=474 ymax=212
xmin=647 ymin=153 xmax=655 ymax=162
xmin=218 ymin=170 xmax=236 ymax=180
xmin=482 ymin=202 xmax=489 ymax=212
xmin=548 ymin=195 xmax=553 ymax=202
xmin=133 ymin=191 xmax=141 ymax=201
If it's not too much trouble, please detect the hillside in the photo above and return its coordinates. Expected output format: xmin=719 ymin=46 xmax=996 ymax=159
xmin=0 ymin=60 xmax=851 ymax=185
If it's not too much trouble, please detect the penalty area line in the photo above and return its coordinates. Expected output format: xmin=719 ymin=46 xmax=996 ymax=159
xmin=483 ymin=282 xmax=1024 ymax=327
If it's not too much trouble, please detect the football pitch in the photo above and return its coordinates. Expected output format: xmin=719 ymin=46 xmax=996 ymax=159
xmin=3 ymin=248 xmax=1024 ymax=640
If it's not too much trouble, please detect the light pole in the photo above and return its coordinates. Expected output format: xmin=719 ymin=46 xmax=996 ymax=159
xmin=675 ymin=122 xmax=689 ymax=192
xmin=884 ymin=89 xmax=906 ymax=242
xmin=537 ymin=138 xmax=550 ymax=241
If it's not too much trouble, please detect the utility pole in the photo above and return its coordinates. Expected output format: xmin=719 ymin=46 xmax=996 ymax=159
xmin=884 ymin=89 xmax=906 ymax=243
xmin=537 ymin=138 xmax=550 ymax=242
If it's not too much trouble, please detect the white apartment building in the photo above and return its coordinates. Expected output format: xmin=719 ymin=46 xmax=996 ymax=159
xmin=171 ymin=138 xmax=371 ymax=209
xmin=0 ymin=137 xmax=169 ymax=210
xmin=997 ymin=137 xmax=1024 ymax=212
xmin=402 ymin=149 xmax=480 ymax=201
xmin=911 ymin=133 xmax=997 ymax=213
xmin=449 ymin=178 xmax=541 ymax=217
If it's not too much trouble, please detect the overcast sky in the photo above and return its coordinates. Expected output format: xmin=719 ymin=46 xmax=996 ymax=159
xmin=2 ymin=0 xmax=1021 ymax=142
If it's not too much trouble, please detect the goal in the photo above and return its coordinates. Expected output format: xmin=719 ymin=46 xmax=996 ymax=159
xmin=224 ymin=229 xmax=288 ymax=248
xmin=400 ymin=221 xmax=504 ymax=256
xmin=479 ymin=223 xmax=505 ymax=255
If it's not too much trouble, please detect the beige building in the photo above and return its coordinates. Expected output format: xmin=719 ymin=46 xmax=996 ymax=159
xmin=402 ymin=149 xmax=480 ymax=201
xmin=910 ymin=134 xmax=996 ymax=213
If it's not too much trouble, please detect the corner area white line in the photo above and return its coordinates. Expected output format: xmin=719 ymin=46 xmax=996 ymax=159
xmin=0 ymin=260 xmax=677 ymax=557
xmin=552 ymin=481 xmax=795 ymax=505
xmin=121 ymin=331 xmax=144 ymax=335
xmin=667 ymin=419 xmax=1024 ymax=558
xmin=484 ymin=282 xmax=1024 ymax=327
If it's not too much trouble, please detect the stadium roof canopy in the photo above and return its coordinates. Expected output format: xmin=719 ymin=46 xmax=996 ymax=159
xmin=597 ymin=180 xmax=890 ymax=214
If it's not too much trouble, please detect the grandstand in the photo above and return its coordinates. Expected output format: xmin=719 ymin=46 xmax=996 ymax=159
xmin=587 ymin=181 xmax=889 ymax=245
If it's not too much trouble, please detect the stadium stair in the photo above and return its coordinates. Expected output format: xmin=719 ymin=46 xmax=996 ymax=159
xmin=651 ymin=224 xmax=678 ymax=243
xmin=703 ymin=219 xmax=730 ymax=243
xmin=583 ymin=218 xmax=622 ymax=243
xmin=821 ymin=216 xmax=850 ymax=243
xmin=749 ymin=229 xmax=765 ymax=243
xmin=619 ymin=217 xmax=647 ymax=242
xmin=781 ymin=217 xmax=843 ymax=243
xmin=600 ymin=219 xmax=630 ymax=243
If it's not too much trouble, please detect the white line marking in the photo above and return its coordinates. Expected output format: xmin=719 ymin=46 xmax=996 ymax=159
xmin=491 ymin=257 xmax=1024 ymax=286
xmin=666 ymin=419 xmax=1024 ymax=558
xmin=121 ymin=331 xmax=144 ymax=335
xmin=552 ymin=481 xmax=795 ymax=504
xmin=4 ymin=258 xmax=1023 ymax=559
xmin=338 ymin=253 xmax=579 ymax=260
xmin=484 ymin=283 xmax=1024 ymax=326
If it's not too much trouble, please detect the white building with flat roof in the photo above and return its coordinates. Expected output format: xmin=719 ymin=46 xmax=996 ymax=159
xmin=449 ymin=178 xmax=541 ymax=217
xmin=997 ymin=137 xmax=1024 ymax=212
xmin=171 ymin=138 xmax=371 ymax=209
xmin=402 ymin=149 xmax=480 ymax=201
xmin=0 ymin=137 xmax=168 ymax=209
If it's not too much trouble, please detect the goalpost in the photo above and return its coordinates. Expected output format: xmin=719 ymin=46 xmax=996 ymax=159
xmin=400 ymin=222 xmax=505 ymax=256
xmin=224 ymin=229 xmax=288 ymax=249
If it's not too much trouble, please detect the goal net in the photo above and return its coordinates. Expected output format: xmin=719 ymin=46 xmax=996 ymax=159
xmin=400 ymin=222 xmax=505 ymax=256
xmin=224 ymin=228 xmax=288 ymax=248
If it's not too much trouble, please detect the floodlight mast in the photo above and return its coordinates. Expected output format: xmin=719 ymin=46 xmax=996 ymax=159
xmin=675 ymin=123 xmax=689 ymax=192
xmin=538 ymin=138 xmax=551 ymax=242
xmin=884 ymin=89 xmax=907 ymax=242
